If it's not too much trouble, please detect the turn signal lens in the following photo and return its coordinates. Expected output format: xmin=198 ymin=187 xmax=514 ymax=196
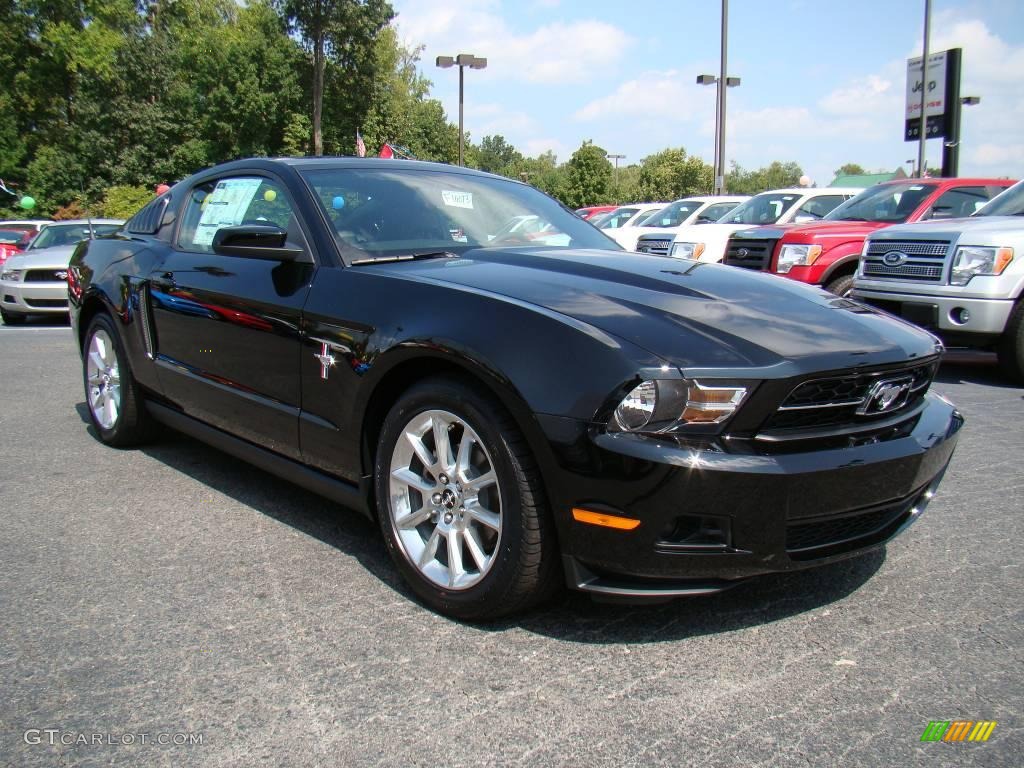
xmin=572 ymin=508 xmax=641 ymax=530
xmin=680 ymin=382 xmax=748 ymax=423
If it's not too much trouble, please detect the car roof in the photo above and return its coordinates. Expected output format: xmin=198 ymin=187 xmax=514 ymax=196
xmin=871 ymin=177 xmax=1014 ymax=187
xmin=43 ymin=219 xmax=125 ymax=226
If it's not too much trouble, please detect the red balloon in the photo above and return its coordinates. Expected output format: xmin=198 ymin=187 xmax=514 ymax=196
xmin=156 ymin=183 xmax=171 ymax=195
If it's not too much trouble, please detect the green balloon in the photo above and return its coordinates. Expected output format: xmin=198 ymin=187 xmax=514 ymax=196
xmin=19 ymin=196 xmax=35 ymax=210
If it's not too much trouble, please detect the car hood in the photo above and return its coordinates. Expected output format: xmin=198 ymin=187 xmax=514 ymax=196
xmin=780 ymin=220 xmax=889 ymax=239
xmin=872 ymin=215 xmax=1024 ymax=239
xmin=375 ymin=248 xmax=938 ymax=372
xmin=5 ymin=245 xmax=77 ymax=270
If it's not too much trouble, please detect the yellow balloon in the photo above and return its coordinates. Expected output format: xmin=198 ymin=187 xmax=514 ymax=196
xmin=263 ymin=189 xmax=277 ymax=202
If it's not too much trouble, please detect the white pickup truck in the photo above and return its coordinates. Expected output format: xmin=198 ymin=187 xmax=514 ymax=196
xmin=853 ymin=180 xmax=1024 ymax=382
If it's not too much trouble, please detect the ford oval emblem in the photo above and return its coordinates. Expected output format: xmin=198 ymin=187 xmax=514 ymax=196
xmin=882 ymin=251 xmax=908 ymax=267
xmin=737 ymin=248 xmax=749 ymax=257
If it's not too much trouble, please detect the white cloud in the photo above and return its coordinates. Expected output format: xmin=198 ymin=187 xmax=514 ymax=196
xmin=968 ymin=143 xmax=1024 ymax=169
xmin=573 ymin=70 xmax=712 ymax=122
xmin=395 ymin=2 xmax=631 ymax=84
xmin=523 ymin=138 xmax=570 ymax=161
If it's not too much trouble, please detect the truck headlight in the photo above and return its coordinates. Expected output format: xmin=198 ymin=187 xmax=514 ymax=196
xmin=950 ymin=246 xmax=1013 ymax=285
xmin=670 ymin=242 xmax=705 ymax=260
xmin=776 ymin=244 xmax=822 ymax=274
xmin=612 ymin=379 xmax=750 ymax=433
xmin=1 ymin=268 xmax=22 ymax=282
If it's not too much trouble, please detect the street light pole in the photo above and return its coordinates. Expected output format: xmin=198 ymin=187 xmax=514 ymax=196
xmin=697 ymin=0 xmax=740 ymax=195
xmin=436 ymin=53 xmax=488 ymax=167
xmin=916 ymin=0 xmax=931 ymax=178
xmin=607 ymin=153 xmax=625 ymax=198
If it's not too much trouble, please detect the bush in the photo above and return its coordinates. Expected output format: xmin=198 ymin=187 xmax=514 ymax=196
xmin=99 ymin=185 xmax=155 ymax=219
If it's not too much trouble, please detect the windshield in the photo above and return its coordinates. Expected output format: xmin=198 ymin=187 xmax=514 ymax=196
xmin=0 ymin=229 xmax=28 ymax=245
xmin=824 ymin=182 xmax=936 ymax=223
xmin=29 ymin=222 xmax=121 ymax=250
xmin=644 ymin=200 xmax=705 ymax=228
xmin=975 ymin=181 xmax=1024 ymax=216
xmin=720 ymin=192 xmax=801 ymax=225
xmin=598 ymin=208 xmax=639 ymax=229
xmin=301 ymin=168 xmax=621 ymax=260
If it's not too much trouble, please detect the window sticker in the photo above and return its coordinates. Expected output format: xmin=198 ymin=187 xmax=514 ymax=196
xmin=192 ymin=178 xmax=263 ymax=247
xmin=441 ymin=190 xmax=474 ymax=209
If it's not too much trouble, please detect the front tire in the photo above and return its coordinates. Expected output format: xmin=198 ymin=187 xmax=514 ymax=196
xmin=824 ymin=273 xmax=855 ymax=297
xmin=1 ymin=307 xmax=26 ymax=325
xmin=82 ymin=313 xmax=157 ymax=446
xmin=996 ymin=299 xmax=1024 ymax=384
xmin=374 ymin=377 xmax=558 ymax=620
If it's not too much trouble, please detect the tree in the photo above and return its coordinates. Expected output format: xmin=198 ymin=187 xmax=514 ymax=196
xmin=278 ymin=0 xmax=393 ymax=155
xmin=476 ymin=135 xmax=523 ymax=177
xmin=563 ymin=141 xmax=611 ymax=208
xmin=636 ymin=148 xmax=713 ymax=201
xmin=727 ymin=160 xmax=804 ymax=195
xmin=835 ymin=163 xmax=866 ymax=176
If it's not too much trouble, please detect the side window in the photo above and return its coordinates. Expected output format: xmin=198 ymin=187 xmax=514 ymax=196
xmin=797 ymin=195 xmax=846 ymax=220
xmin=698 ymin=202 xmax=738 ymax=222
xmin=176 ymin=176 xmax=298 ymax=253
xmin=924 ymin=186 xmax=991 ymax=220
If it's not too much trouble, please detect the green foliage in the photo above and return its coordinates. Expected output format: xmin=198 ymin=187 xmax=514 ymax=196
xmin=637 ymin=148 xmax=713 ymax=201
xmin=835 ymin=163 xmax=866 ymax=177
xmin=727 ymin=160 xmax=804 ymax=195
xmin=99 ymin=184 xmax=154 ymax=218
xmin=563 ymin=141 xmax=612 ymax=209
xmin=475 ymin=135 xmax=524 ymax=177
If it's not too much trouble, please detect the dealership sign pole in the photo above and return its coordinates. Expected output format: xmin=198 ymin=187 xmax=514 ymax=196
xmin=916 ymin=0 xmax=931 ymax=177
xmin=904 ymin=47 xmax=963 ymax=177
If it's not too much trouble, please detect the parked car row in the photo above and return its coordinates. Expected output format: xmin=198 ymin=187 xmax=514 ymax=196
xmin=0 ymin=219 xmax=124 ymax=324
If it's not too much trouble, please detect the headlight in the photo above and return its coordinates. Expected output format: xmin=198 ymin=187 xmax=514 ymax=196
xmin=949 ymin=246 xmax=1013 ymax=285
xmin=612 ymin=379 xmax=750 ymax=433
xmin=1 ymin=268 xmax=22 ymax=282
xmin=670 ymin=242 xmax=705 ymax=260
xmin=776 ymin=244 xmax=822 ymax=274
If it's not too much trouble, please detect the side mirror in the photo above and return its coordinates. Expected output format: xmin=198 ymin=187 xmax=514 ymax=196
xmin=212 ymin=225 xmax=307 ymax=261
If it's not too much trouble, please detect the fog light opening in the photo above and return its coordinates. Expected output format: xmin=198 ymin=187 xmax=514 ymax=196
xmin=658 ymin=514 xmax=732 ymax=551
xmin=949 ymin=307 xmax=970 ymax=325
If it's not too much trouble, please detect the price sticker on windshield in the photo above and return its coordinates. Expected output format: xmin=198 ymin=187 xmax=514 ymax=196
xmin=442 ymin=190 xmax=474 ymax=209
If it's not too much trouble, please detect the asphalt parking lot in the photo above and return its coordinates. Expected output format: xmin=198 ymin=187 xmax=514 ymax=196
xmin=0 ymin=322 xmax=1021 ymax=767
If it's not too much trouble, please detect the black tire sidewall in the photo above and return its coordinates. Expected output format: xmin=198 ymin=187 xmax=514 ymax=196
xmin=82 ymin=314 xmax=143 ymax=445
xmin=825 ymin=274 xmax=855 ymax=297
xmin=374 ymin=379 xmax=531 ymax=618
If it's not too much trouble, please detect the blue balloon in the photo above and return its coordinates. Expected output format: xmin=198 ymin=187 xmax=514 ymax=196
xmin=332 ymin=195 xmax=345 ymax=210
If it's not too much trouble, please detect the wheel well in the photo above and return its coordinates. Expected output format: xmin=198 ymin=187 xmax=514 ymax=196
xmin=77 ymin=296 xmax=108 ymax=349
xmin=359 ymin=356 xmax=556 ymax=521
xmin=823 ymin=258 xmax=857 ymax=285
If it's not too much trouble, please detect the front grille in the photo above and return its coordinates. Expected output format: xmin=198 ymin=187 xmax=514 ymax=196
xmin=24 ymin=298 xmax=68 ymax=308
xmin=635 ymin=237 xmax=673 ymax=256
xmin=785 ymin=496 xmax=914 ymax=558
xmin=723 ymin=238 xmax=778 ymax=271
xmin=762 ymin=360 xmax=937 ymax=432
xmin=24 ymin=269 xmax=68 ymax=283
xmin=862 ymin=239 xmax=949 ymax=283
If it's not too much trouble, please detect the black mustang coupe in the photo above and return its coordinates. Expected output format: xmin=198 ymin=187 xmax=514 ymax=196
xmin=69 ymin=158 xmax=962 ymax=619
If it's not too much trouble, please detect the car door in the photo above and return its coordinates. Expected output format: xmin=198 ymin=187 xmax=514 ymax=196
xmin=148 ymin=172 xmax=316 ymax=459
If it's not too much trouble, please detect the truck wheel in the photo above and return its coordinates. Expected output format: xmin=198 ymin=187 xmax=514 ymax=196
xmin=374 ymin=376 xmax=559 ymax=620
xmin=824 ymin=274 xmax=855 ymax=297
xmin=996 ymin=300 xmax=1024 ymax=384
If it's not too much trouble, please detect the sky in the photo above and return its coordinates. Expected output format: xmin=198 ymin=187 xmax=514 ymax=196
xmin=389 ymin=0 xmax=1024 ymax=186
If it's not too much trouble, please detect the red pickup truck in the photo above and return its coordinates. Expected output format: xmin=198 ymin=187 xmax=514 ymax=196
xmin=723 ymin=178 xmax=1016 ymax=295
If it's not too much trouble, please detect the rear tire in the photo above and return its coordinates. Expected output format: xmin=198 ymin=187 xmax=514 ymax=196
xmin=1 ymin=307 xmax=26 ymax=325
xmin=374 ymin=376 xmax=559 ymax=620
xmin=82 ymin=313 xmax=158 ymax=446
xmin=824 ymin=273 xmax=855 ymax=297
xmin=996 ymin=299 xmax=1024 ymax=384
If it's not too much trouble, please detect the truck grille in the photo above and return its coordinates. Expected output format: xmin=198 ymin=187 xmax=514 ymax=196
xmin=723 ymin=238 xmax=777 ymax=271
xmin=761 ymin=359 xmax=938 ymax=432
xmin=634 ymin=237 xmax=673 ymax=256
xmin=861 ymin=240 xmax=949 ymax=283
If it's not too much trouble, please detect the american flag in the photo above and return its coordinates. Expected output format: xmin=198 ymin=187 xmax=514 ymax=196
xmin=355 ymin=129 xmax=366 ymax=158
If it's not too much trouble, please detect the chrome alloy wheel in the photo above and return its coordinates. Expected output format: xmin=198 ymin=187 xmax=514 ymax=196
xmin=388 ymin=409 xmax=502 ymax=590
xmin=86 ymin=329 xmax=121 ymax=430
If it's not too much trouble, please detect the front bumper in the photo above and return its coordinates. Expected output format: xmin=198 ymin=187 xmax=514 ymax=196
xmin=853 ymin=284 xmax=1014 ymax=338
xmin=1 ymin=278 xmax=70 ymax=315
xmin=542 ymin=392 xmax=962 ymax=598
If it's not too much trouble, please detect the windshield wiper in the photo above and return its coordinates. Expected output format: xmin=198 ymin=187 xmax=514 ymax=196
xmin=352 ymin=250 xmax=459 ymax=265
